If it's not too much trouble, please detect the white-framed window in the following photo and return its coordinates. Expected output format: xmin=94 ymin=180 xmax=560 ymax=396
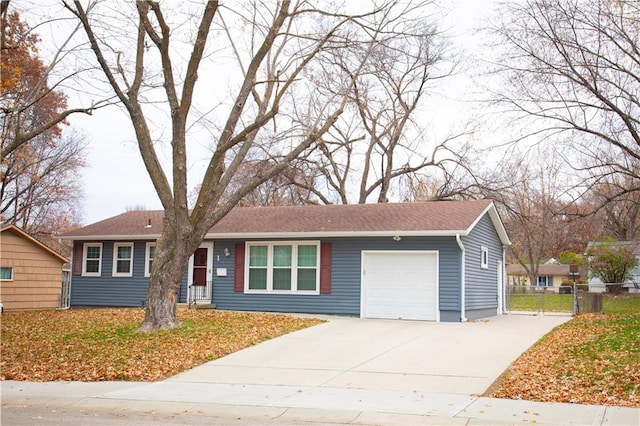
xmin=112 ymin=242 xmax=134 ymax=277
xmin=246 ymin=241 xmax=320 ymax=294
xmin=145 ymin=243 xmax=156 ymax=277
xmin=537 ymin=276 xmax=551 ymax=287
xmin=0 ymin=266 xmax=13 ymax=281
xmin=480 ymin=246 xmax=489 ymax=269
xmin=83 ymin=243 xmax=103 ymax=277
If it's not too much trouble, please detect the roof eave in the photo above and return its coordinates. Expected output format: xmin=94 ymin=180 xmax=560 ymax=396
xmin=58 ymin=234 xmax=163 ymax=241
xmin=60 ymin=230 xmax=472 ymax=240
xmin=205 ymin=230 xmax=471 ymax=239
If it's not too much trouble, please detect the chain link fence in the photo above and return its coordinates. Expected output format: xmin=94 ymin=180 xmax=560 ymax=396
xmin=505 ymin=285 xmax=573 ymax=314
xmin=505 ymin=285 xmax=603 ymax=315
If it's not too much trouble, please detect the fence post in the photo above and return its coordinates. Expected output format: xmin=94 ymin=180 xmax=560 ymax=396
xmin=570 ymin=262 xmax=578 ymax=316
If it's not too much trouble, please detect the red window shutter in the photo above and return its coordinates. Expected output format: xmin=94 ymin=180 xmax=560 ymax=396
xmin=320 ymin=242 xmax=332 ymax=294
xmin=234 ymin=243 xmax=245 ymax=292
xmin=72 ymin=243 xmax=83 ymax=276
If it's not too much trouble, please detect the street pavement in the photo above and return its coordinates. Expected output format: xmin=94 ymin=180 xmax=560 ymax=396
xmin=2 ymin=313 xmax=639 ymax=425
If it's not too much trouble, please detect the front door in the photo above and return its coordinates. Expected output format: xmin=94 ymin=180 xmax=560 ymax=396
xmin=188 ymin=243 xmax=213 ymax=303
xmin=193 ymin=248 xmax=208 ymax=285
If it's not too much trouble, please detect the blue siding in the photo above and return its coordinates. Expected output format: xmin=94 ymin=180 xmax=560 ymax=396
xmin=461 ymin=213 xmax=503 ymax=316
xmin=70 ymin=219 xmax=504 ymax=322
xmin=212 ymin=238 xmax=358 ymax=315
xmin=70 ymin=240 xmax=189 ymax=307
xmin=211 ymin=236 xmax=461 ymax=318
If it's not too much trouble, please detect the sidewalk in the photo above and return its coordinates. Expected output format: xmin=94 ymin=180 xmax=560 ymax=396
xmin=2 ymin=380 xmax=639 ymax=425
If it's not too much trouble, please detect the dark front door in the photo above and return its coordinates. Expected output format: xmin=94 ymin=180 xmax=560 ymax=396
xmin=192 ymin=247 xmax=208 ymax=286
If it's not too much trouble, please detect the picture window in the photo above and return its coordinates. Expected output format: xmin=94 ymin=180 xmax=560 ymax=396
xmin=246 ymin=242 xmax=319 ymax=294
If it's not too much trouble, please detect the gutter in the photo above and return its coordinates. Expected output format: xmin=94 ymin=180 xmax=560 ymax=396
xmin=456 ymin=233 xmax=467 ymax=322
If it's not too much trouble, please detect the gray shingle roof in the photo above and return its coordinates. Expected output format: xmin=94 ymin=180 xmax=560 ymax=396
xmin=61 ymin=200 xmax=510 ymax=243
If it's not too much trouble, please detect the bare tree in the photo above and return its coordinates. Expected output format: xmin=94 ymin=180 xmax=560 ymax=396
xmin=62 ymin=0 xmax=415 ymax=331
xmin=1 ymin=131 xmax=85 ymax=228
xmin=478 ymin=147 xmax=599 ymax=286
xmin=191 ymin=159 xmax=316 ymax=207
xmin=398 ymin=164 xmax=480 ymax=202
xmin=488 ymin=0 xmax=640 ymax=216
xmin=1 ymin=8 xmax=86 ymax=253
xmin=288 ymin=2 xmax=464 ymax=204
xmin=0 ymin=4 xmax=101 ymax=158
xmin=586 ymin=175 xmax=640 ymax=241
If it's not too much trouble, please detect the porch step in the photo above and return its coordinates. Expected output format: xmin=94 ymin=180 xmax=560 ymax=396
xmin=192 ymin=303 xmax=216 ymax=310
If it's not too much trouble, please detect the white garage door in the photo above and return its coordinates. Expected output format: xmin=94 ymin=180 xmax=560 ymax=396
xmin=361 ymin=251 xmax=439 ymax=321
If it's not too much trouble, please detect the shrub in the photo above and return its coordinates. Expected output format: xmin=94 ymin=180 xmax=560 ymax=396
xmin=586 ymin=240 xmax=638 ymax=294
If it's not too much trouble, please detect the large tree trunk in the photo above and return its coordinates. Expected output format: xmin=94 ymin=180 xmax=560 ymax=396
xmin=138 ymin=213 xmax=197 ymax=332
xmin=139 ymin=265 xmax=183 ymax=332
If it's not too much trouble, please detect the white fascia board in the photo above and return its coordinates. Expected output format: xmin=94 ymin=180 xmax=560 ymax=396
xmin=58 ymin=234 xmax=162 ymax=241
xmin=60 ymin=230 xmax=477 ymax=241
xmin=204 ymin=230 xmax=470 ymax=239
xmin=465 ymin=202 xmax=512 ymax=246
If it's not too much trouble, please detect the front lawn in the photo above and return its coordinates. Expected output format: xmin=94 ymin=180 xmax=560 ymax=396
xmin=0 ymin=308 xmax=323 ymax=381
xmin=488 ymin=295 xmax=640 ymax=407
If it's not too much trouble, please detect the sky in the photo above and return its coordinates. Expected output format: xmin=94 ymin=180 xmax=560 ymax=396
xmin=57 ymin=0 xmax=498 ymax=225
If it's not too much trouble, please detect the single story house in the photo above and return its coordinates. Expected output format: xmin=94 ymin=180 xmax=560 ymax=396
xmin=61 ymin=200 xmax=511 ymax=322
xmin=506 ymin=263 xmax=588 ymax=290
xmin=0 ymin=224 xmax=68 ymax=311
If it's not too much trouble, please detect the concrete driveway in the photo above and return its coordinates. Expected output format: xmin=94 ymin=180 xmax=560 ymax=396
xmin=169 ymin=313 xmax=570 ymax=395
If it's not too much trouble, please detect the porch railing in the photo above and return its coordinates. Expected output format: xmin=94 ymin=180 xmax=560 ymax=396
xmin=188 ymin=281 xmax=212 ymax=308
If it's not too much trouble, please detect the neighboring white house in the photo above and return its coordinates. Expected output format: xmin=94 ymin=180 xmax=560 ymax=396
xmin=587 ymin=241 xmax=640 ymax=293
xmin=506 ymin=261 xmax=588 ymax=291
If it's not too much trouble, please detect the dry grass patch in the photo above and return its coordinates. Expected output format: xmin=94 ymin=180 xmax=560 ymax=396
xmin=1 ymin=308 xmax=323 ymax=382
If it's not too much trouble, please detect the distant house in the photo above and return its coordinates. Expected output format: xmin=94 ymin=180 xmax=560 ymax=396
xmin=0 ymin=224 xmax=68 ymax=311
xmin=586 ymin=241 xmax=640 ymax=293
xmin=506 ymin=263 xmax=587 ymax=291
xmin=60 ymin=200 xmax=511 ymax=322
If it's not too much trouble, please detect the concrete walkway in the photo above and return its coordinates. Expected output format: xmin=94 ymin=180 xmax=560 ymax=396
xmin=3 ymin=314 xmax=640 ymax=425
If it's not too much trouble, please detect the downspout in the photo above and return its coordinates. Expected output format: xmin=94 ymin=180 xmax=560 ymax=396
xmin=456 ymin=233 xmax=467 ymax=322
xmin=501 ymin=246 xmax=507 ymax=315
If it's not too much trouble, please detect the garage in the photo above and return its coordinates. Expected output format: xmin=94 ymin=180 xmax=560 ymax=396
xmin=361 ymin=251 xmax=439 ymax=321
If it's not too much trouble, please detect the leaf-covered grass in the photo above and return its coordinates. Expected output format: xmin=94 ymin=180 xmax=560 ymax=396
xmin=488 ymin=296 xmax=640 ymax=407
xmin=0 ymin=308 xmax=323 ymax=382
